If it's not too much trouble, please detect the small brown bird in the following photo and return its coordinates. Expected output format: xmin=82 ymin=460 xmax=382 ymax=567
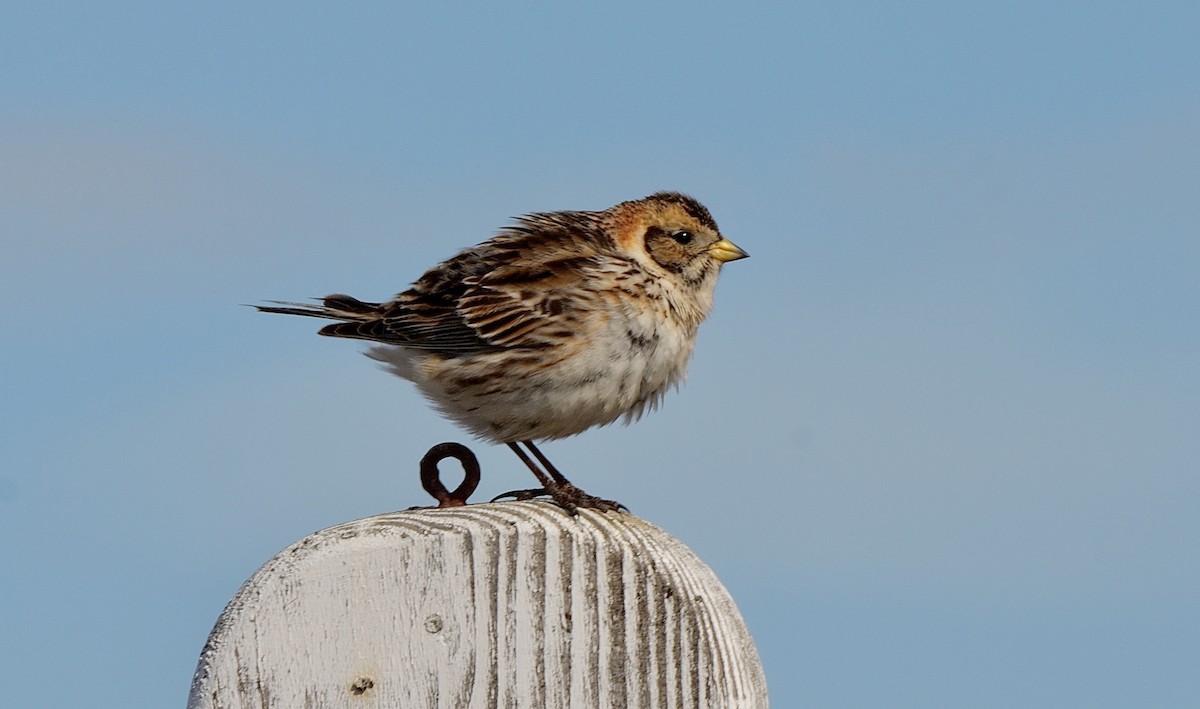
xmin=259 ymin=192 xmax=747 ymax=511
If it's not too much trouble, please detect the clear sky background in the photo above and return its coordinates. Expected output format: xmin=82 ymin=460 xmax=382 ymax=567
xmin=2 ymin=2 xmax=1198 ymax=707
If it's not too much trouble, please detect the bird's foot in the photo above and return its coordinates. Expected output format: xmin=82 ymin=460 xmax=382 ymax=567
xmin=554 ymin=483 xmax=628 ymax=514
xmin=491 ymin=483 xmax=627 ymax=514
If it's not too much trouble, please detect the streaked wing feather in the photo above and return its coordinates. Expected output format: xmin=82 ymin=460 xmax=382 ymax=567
xmin=313 ymin=210 xmax=608 ymax=353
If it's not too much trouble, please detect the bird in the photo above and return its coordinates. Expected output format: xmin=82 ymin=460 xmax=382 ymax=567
xmin=257 ymin=192 xmax=747 ymax=511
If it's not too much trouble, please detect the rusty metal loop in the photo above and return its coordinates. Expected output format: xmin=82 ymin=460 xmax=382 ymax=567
xmin=419 ymin=442 xmax=480 ymax=508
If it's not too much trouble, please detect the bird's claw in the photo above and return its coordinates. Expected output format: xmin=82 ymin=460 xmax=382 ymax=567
xmin=490 ymin=488 xmax=549 ymax=502
xmin=492 ymin=483 xmax=627 ymax=515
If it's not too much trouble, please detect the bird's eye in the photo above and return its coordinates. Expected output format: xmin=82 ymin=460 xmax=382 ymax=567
xmin=671 ymin=230 xmax=693 ymax=245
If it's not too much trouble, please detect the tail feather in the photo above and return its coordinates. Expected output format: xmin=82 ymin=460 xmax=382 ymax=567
xmin=321 ymin=293 xmax=380 ymax=315
xmin=318 ymin=320 xmax=391 ymax=340
xmin=255 ymin=293 xmax=382 ymax=322
xmin=258 ymin=291 xmax=491 ymax=352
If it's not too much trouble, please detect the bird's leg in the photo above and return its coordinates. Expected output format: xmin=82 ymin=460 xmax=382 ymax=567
xmin=494 ymin=442 xmax=558 ymax=502
xmin=491 ymin=441 xmax=566 ymax=506
xmin=523 ymin=440 xmax=573 ymax=486
xmin=491 ymin=441 xmax=626 ymax=513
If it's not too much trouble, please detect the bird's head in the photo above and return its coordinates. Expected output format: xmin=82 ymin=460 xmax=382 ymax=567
xmin=608 ymin=192 xmax=748 ymax=289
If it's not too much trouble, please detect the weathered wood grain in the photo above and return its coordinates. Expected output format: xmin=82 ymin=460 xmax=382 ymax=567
xmin=189 ymin=501 xmax=768 ymax=708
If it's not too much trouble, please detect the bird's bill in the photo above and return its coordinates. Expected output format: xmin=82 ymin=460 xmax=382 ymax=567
xmin=707 ymin=238 xmax=749 ymax=263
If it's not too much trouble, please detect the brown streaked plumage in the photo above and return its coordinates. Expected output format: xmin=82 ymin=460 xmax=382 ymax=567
xmin=258 ymin=192 xmax=747 ymax=511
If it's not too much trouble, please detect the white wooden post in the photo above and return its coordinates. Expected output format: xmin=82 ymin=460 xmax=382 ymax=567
xmin=189 ymin=501 xmax=768 ymax=708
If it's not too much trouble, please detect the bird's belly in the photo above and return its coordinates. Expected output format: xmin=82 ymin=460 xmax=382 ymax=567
xmin=412 ymin=320 xmax=692 ymax=442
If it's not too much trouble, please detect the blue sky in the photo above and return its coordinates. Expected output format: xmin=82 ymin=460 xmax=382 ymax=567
xmin=2 ymin=2 xmax=1198 ymax=706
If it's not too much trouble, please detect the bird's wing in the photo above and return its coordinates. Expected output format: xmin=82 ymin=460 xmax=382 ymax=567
xmin=453 ymin=253 xmax=597 ymax=348
xmin=323 ymin=214 xmax=610 ymax=354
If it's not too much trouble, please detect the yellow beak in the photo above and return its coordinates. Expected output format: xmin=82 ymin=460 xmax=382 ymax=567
xmin=708 ymin=238 xmax=749 ymax=263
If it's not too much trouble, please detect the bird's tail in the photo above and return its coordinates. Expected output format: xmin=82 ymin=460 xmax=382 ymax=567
xmin=255 ymin=294 xmax=381 ymax=323
xmin=258 ymin=294 xmax=417 ymax=344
